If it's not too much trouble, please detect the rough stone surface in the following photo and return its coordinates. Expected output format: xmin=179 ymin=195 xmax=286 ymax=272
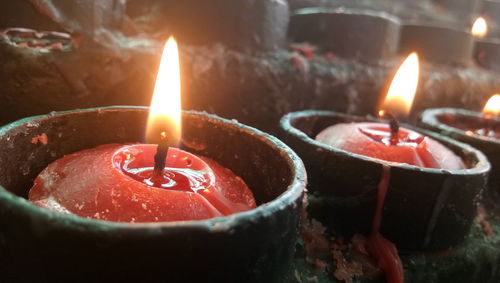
xmin=2 ymin=33 xmax=500 ymax=136
xmin=288 ymin=203 xmax=500 ymax=283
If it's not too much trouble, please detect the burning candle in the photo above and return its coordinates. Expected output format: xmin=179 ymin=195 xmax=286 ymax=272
xmin=469 ymin=94 xmax=500 ymax=138
xmin=483 ymin=94 xmax=500 ymax=117
xmin=315 ymin=53 xmax=464 ymax=170
xmin=472 ymin=17 xmax=500 ymax=72
xmin=419 ymin=94 xmax=500 ymax=195
xmin=472 ymin=17 xmax=488 ymax=38
xmin=313 ymin=53 xmax=465 ymax=283
xmin=28 ymin=37 xmax=256 ymax=222
xmin=423 ymin=94 xmax=500 ymax=140
xmin=0 ymin=107 xmax=306 ymax=281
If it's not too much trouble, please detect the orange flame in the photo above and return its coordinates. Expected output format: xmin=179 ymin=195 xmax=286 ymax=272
xmin=379 ymin=53 xmax=420 ymax=118
xmin=483 ymin=94 xmax=500 ymax=118
xmin=146 ymin=37 xmax=182 ymax=145
xmin=472 ymin=17 xmax=488 ymax=38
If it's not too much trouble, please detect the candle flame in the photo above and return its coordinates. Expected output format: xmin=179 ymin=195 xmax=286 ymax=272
xmin=483 ymin=94 xmax=500 ymax=118
xmin=472 ymin=17 xmax=488 ymax=38
xmin=146 ymin=37 xmax=182 ymax=145
xmin=380 ymin=53 xmax=420 ymax=118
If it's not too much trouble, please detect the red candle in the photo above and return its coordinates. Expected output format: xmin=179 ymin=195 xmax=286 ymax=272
xmin=316 ymin=122 xmax=464 ymax=170
xmin=29 ymin=144 xmax=255 ymax=222
xmin=317 ymin=53 xmax=464 ymax=170
xmin=28 ymin=37 xmax=256 ymax=222
xmin=316 ymin=53 xmax=464 ymax=283
xmin=467 ymin=94 xmax=500 ymax=138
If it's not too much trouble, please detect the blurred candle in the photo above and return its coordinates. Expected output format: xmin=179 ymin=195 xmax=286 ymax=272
xmin=472 ymin=17 xmax=488 ymax=38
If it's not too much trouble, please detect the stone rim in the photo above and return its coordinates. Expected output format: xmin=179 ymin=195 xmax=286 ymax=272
xmin=281 ymin=109 xmax=490 ymax=176
xmin=420 ymin=107 xmax=500 ymax=145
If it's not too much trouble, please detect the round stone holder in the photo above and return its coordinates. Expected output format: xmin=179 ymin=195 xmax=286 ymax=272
xmin=0 ymin=0 xmax=125 ymax=37
xmin=0 ymin=106 xmax=306 ymax=281
xmin=483 ymin=0 xmax=500 ymax=29
xmin=433 ymin=0 xmax=481 ymax=22
xmin=419 ymin=108 xmax=500 ymax=194
xmin=279 ymin=110 xmax=489 ymax=251
xmin=288 ymin=7 xmax=400 ymax=63
xmin=399 ymin=23 xmax=474 ymax=66
xmin=475 ymin=38 xmax=500 ymax=71
xmin=160 ymin=0 xmax=289 ymax=51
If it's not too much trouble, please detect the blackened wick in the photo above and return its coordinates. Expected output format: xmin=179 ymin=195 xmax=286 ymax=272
xmin=154 ymin=131 xmax=168 ymax=176
xmin=381 ymin=112 xmax=400 ymax=146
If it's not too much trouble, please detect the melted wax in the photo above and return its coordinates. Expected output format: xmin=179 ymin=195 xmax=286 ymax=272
xmin=316 ymin=122 xmax=465 ymax=170
xmin=316 ymin=122 xmax=467 ymax=283
xmin=367 ymin=166 xmax=404 ymax=283
xmin=29 ymin=144 xmax=256 ymax=222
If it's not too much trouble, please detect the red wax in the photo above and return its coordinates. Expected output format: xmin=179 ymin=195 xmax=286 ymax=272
xmin=316 ymin=122 xmax=465 ymax=170
xmin=29 ymin=144 xmax=256 ymax=223
xmin=367 ymin=166 xmax=404 ymax=283
xmin=316 ymin=123 xmax=466 ymax=283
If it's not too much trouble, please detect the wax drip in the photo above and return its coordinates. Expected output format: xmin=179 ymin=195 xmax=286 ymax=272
xmin=153 ymin=131 xmax=168 ymax=177
xmin=366 ymin=165 xmax=404 ymax=283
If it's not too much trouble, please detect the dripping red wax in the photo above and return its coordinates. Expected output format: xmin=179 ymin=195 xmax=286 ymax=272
xmin=314 ymin=52 xmax=465 ymax=283
xmin=315 ymin=122 xmax=465 ymax=283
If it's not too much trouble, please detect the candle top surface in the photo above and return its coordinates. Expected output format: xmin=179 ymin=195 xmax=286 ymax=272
xmin=29 ymin=144 xmax=256 ymax=223
xmin=437 ymin=113 xmax=500 ymax=140
xmin=316 ymin=122 xmax=465 ymax=170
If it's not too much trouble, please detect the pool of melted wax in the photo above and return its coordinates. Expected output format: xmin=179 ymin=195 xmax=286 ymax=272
xmin=359 ymin=126 xmax=425 ymax=147
xmin=438 ymin=114 xmax=500 ymax=140
xmin=113 ymin=144 xmax=216 ymax=193
xmin=121 ymin=165 xmax=211 ymax=193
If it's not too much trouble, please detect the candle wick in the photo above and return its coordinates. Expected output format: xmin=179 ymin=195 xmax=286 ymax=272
xmin=153 ymin=131 xmax=168 ymax=177
xmin=380 ymin=111 xmax=400 ymax=146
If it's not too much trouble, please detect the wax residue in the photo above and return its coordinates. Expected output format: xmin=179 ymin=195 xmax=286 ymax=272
xmin=367 ymin=165 xmax=404 ymax=283
xmin=359 ymin=127 xmax=424 ymax=148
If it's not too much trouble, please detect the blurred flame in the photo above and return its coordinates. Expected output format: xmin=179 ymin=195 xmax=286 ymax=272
xmin=380 ymin=53 xmax=420 ymax=118
xmin=146 ymin=37 xmax=182 ymax=145
xmin=483 ymin=94 xmax=500 ymax=117
xmin=472 ymin=17 xmax=488 ymax=38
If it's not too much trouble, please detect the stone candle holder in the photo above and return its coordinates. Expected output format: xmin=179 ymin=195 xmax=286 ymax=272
xmin=288 ymin=7 xmax=400 ymax=63
xmin=279 ymin=110 xmax=489 ymax=251
xmin=432 ymin=0 xmax=481 ymax=22
xmin=399 ymin=22 xmax=474 ymax=66
xmin=475 ymin=38 xmax=500 ymax=71
xmin=160 ymin=0 xmax=289 ymax=51
xmin=483 ymin=0 xmax=500 ymax=36
xmin=0 ymin=106 xmax=306 ymax=281
xmin=0 ymin=0 xmax=125 ymax=37
xmin=419 ymin=108 xmax=500 ymax=194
